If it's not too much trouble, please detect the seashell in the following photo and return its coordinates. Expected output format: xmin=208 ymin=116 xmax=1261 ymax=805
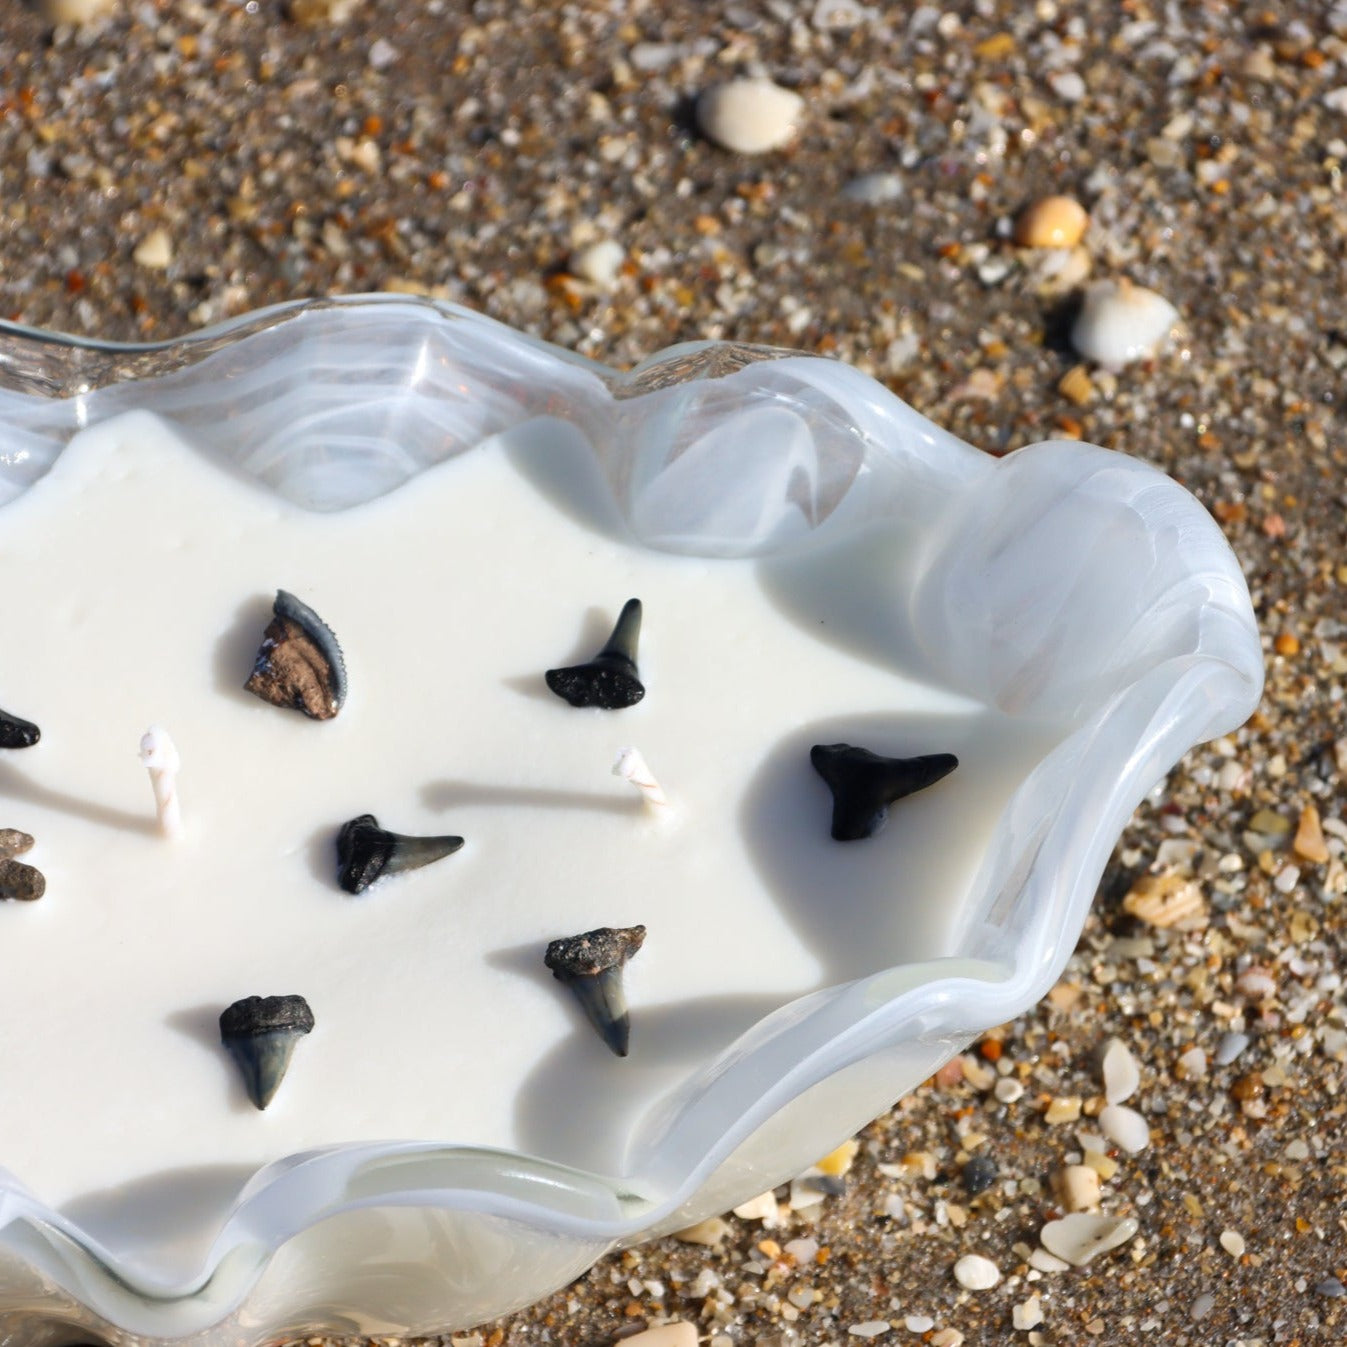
xmin=695 ymin=78 xmax=803 ymax=155
xmin=546 ymin=598 xmax=645 ymax=709
xmin=0 ymin=709 xmax=40 ymax=749
xmin=809 ymin=744 xmax=958 ymax=841
xmin=1121 ymin=871 xmax=1206 ymax=929
xmin=1070 ymin=278 xmax=1178 ymax=368
xmin=244 ymin=589 xmax=347 ymax=720
xmin=544 ymin=925 xmax=646 ymax=1057
xmin=1039 ymin=1213 xmax=1138 ymax=1266
xmin=219 ymin=994 xmax=315 ymax=1110
xmin=335 ymin=814 xmax=464 ymax=894
xmin=1101 ymin=1038 xmax=1140 ymax=1104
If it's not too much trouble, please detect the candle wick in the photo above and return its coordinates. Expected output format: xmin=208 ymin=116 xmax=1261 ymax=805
xmin=612 ymin=746 xmax=670 ymax=813
xmin=139 ymin=725 xmax=183 ymax=839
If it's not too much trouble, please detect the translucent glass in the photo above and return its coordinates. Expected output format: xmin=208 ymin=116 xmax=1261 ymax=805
xmin=0 ymin=297 xmax=1262 ymax=1344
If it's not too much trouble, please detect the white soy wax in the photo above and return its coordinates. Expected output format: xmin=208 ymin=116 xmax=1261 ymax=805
xmin=0 ymin=411 xmax=1056 ymax=1275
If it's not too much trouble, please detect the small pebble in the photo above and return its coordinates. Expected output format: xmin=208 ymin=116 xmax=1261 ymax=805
xmin=841 ymin=172 xmax=904 ymax=204
xmin=1012 ymin=1295 xmax=1044 ymax=1331
xmin=1055 ymin=1164 xmax=1102 ymax=1213
xmin=930 ymin=1332 xmax=965 ymax=1347
xmin=367 ymin=37 xmax=398 ymax=70
xmin=816 ymin=1137 xmax=860 ymax=1176
xmin=848 ymin=1322 xmax=891 ymax=1339
xmin=953 ymin=1253 xmax=1001 ymax=1290
xmin=571 ymin=239 xmax=625 ymax=289
xmin=696 ymin=78 xmax=804 ymax=154
xmin=672 ymin=1217 xmax=729 ymax=1247
xmin=961 ymin=1154 xmax=998 ymax=1196
xmin=133 ymin=228 xmax=174 ymax=270
xmin=732 ymin=1190 xmax=782 ymax=1225
xmin=904 ymin=1315 xmax=934 ymax=1333
xmin=1014 ymin=195 xmax=1088 ymax=249
xmin=617 ymin=1324 xmax=696 ymax=1347
xmin=1314 ymin=1277 xmax=1346 ymax=1298
xmin=1219 ymin=1229 xmax=1246 ymax=1257
xmin=41 ymin=0 xmax=115 ymax=21
xmin=287 ymin=0 xmax=359 ymax=20
xmin=1175 ymin=1047 xmax=1207 ymax=1080
xmin=1214 ymin=1031 xmax=1250 ymax=1066
xmin=1040 ymin=1214 xmax=1138 ymax=1266
xmin=784 ymin=1236 xmax=819 ymax=1265
xmin=1070 ymin=278 xmax=1178 ymax=368
xmin=1102 ymin=1039 xmax=1140 ymax=1104
xmin=994 ymin=1076 xmax=1024 ymax=1103
xmin=1191 ymin=1293 xmax=1216 ymax=1321
xmin=1044 ymin=1095 xmax=1082 ymax=1124
xmin=1047 ymin=70 xmax=1087 ymax=102
xmin=1099 ymin=1103 xmax=1150 ymax=1153
xmin=1293 ymin=804 xmax=1330 ymax=863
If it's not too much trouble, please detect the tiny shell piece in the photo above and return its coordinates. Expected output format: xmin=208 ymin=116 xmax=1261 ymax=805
xmin=696 ymin=78 xmax=803 ymax=154
xmin=1101 ymin=1038 xmax=1140 ymax=1104
xmin=1070 ymin=278 xmax=1178 ymax=368
xmin=1099 ymin=1103 xmax=1150 ymax=1153
xmin=1122 ymin=871 xmax=1206 ymax=929
xmin=1039 ymin=1213 xmax=1138 ymax=1266
xmin=953 ymin=1252 xmax=1000 ymax=1290
xmin=1014 ymin=195 xmax=1089 ymax=249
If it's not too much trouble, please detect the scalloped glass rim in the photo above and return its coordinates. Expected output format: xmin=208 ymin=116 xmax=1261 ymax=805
xmin=0 ymin=295 xmax=1263 ymax=1342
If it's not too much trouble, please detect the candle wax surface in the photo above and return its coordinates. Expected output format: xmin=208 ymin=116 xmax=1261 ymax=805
xmin=0 ymin=412 xmax=1058 ymax=1272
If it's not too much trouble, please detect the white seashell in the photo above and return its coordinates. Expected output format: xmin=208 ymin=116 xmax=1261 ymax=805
xmin=571 ymin=239 xmax=625 ymax=289
xmin=953 ymin=1252 xmax=1001 ymax=1289
xmin=696 ymin=78 xmax=804 ymax=154
xmin=1070 ymin=278 xmax=1178 ymax=367
xmin=1040 ymin=1213 xmax=1139 ymax=1266
xmin=1102 ymin=1038 xmax=1140 ymax=1103
xmin=1099 ymin=1102 xmax=1151 ymax=1153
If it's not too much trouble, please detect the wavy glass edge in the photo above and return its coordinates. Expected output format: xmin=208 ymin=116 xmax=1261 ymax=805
xmin=0 ymin=296 xmax=1264 ymax=1341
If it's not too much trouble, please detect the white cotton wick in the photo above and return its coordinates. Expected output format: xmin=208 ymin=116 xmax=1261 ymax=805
xmin=139 ymin=725 xmax=182 ymax=839
xmin=612 ymin=746 xmax=670 ymax=812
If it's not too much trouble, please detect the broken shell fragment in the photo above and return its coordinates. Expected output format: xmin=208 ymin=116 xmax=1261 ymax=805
xmin=546 ymin=598 xmax=646 ymax=709
xmin=336 ymin=813 xmax=465 ymax=894
xmin=1069 ymin=277 xmax=1178 ymax=368
xmin=809 ymin=743 xmax=958 ymax=841
xmin=0 ymin=709 xmax=40 ymax=749
xmin=544 ymin=924 xmax=646 ymax=1057
xmin=0 ymin=829 xmax=34 ymax=859
xmin=244 ymin=589 xmax=347 ymax=720
xmin=0 ymin=857 xmax=44 ymax=901
xmin=219 ymin=994 xmax=315 ymax=1110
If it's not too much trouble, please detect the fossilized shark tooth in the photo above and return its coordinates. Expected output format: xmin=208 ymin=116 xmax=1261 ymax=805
xmin=219 ymin=993 xmax=315 ymax=1110
xmin=336 ymin=813 xmax=465 ymax=894
xmin=244 ymin=589 xmax=347 ymax=720
xmin=545 ymin=598 xmax=645 ymax=709
xmin=544 ymin=924 xmax=646 ymax=1057
xmin=810 ymin=743 xmax=958 ymax=841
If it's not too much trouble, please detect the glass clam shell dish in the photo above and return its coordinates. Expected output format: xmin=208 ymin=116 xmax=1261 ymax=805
xmin=0 ymin=296 xmax=1261 ymax=1346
